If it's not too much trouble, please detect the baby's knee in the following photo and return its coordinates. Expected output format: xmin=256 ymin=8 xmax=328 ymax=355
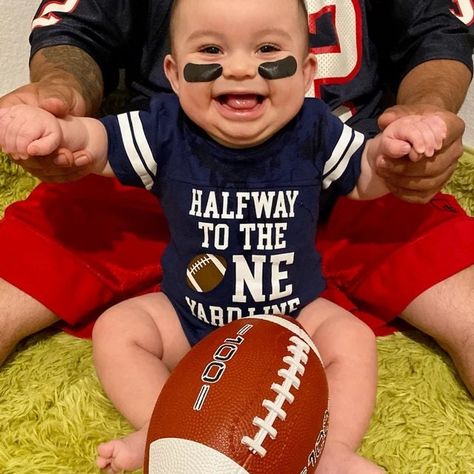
xmin=352 ymin=317 xmax=376 ymax=342
xmin=340 ymin=315 xmax=377 ymax=354
xmin=92 ymin=304 xmax=128 ymax=344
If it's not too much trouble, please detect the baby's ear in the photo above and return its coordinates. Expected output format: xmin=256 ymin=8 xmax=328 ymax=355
xmin=303 ymin=53 xmax=317 ymax=94
xmin=164 ymin=55 xmax=180 ymax=95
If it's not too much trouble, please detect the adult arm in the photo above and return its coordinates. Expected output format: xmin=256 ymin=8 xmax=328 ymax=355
xmin=395 ymin=59 xmax=471 ymax=113
xmin=376 ymin=60 xmax=470 ymax=202
xmin=0 ymin=45 xmax=103 ymax=117
xmin=0 ymin=104 xmax=113 ymax=178
xmin=351 ymin=115 xmax=447 ymax=200
xmin=371 ymin=0 xmax=472 ymax=203
xmin=1 ymin=0 xmax=137 ymax=115
xmin=0 ymin=0 xmax=135 ymax=180
xmin=0 ymin=46 xmax=104 ymax=181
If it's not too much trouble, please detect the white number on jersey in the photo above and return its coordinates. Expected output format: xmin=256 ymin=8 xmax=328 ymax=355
xmin=450 ymin=0 xmax=474 ymax=26
xmin=31 ymin=0 xmax=80 ymax=29
xmin=304 ymin=0 xmax=363 ymax=122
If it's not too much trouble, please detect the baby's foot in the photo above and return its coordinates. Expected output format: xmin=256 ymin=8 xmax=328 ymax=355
xmin=316 ymin=440 xmax=385 ymax=474
xmin=96 ymin=428 xmax=147 ymax=473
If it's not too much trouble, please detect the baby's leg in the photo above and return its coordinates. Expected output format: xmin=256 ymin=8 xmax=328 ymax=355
xmin=92 ymin=292 xmax=190 ymax=473
xmin=96 ymin=425 xmax=148 ymax=473
xmin=297 ymin=298 xmax=385 ymax=474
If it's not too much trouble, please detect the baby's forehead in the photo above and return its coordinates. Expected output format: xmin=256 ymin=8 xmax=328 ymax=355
xmin=171 ymin=0 xmax=308 ymax=24
xmin=170 ymin=0 xmax=310 ymax=51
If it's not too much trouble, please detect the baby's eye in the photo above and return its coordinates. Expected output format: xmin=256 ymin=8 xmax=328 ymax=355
xmin=200 ymin=45 xmax=222 ymax=55
xmin=259 ymin=44 xmax=280 ymax=54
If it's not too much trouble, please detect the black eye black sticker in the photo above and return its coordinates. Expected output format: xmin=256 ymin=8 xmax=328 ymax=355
xmin=183 ymin=56 xmax=297 ymax=82
xmin=183 ymin=63 xmax=223 ymax=82
xmin=258 ymin=56 xmax=297 ymax=80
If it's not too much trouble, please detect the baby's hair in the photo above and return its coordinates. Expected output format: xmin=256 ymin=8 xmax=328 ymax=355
xmin=169 ymin=0 xmax=311 ymax=53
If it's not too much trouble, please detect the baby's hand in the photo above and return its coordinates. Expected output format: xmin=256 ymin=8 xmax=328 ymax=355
xmin=0 ymin=104 xmax=62 ymax=158
xmin=380 ymin=115 xmax=447 ymax=162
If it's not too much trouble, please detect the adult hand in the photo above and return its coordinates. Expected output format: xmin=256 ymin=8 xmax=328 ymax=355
xmin=9 ymin=148 xmax=94 ymax=183
xmin=0 ymin=80 xmax=87 ymax=117
xmin=376 ymin=104 xmax=465 ymax=204
xmin=0 ymin=81 xmax=88 ymax=180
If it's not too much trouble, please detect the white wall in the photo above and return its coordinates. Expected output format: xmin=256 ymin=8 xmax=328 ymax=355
xmin=460 ymin=92 xmax=474 ymax=147
xmin=0 ymin=0 xmax=38 ymax=95
xmin=0 ymin=0 xmax=473 ymax=145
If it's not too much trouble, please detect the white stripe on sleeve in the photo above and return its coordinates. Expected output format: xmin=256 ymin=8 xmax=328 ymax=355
xmin=322 ymin=128 xmax=364 ymax=189
xmin=322 ymin=124 xmax=352 ymax=176
xmin=117 ymin=112 xmax=157 ymax=190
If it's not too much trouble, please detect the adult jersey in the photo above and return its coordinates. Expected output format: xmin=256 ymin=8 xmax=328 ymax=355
xmin=30 ymin=0 xmax=473 ymax=136
xmin=101 ymin=95 xmax=365 ymax=344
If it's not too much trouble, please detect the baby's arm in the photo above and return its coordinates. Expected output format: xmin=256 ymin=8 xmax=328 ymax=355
xmin=0 ymin=104 xmax=114 ymax=177
xmin=349 ymin=115 xmax=447 ymax=200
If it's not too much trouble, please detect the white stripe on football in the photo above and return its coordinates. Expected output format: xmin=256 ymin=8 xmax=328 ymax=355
xmin=149 ymin=438 xmax=250 ymax=473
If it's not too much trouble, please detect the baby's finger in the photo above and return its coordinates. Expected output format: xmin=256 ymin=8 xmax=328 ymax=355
xmin=407 ymin=121 xmax=432 ymax=158
xmin=26 ymin=133 xmax=60 ymax=156
xmin=8 ymin=152 xmax=29 ymax=161
xmin=380 ymin=136 xmax=411 ymax=158
xmin=53 ymin=149 xmax=75 ymax=166
xmin=0 ymin=107 xmax=10 ymax=119
xmin=53 ymin=154 xmax=70 ymax=166
xmin=389 ymin=121 xmax=429 ymax=162
xmin=408 ymin=117 xmax=446 ymax=159
xmin=423 ymin=116 xmax=447 ymax=151
xmin=0 ymin=115 xmax=20 ymax=154
xmin=72 ymin=150 xmax=93 ymax=167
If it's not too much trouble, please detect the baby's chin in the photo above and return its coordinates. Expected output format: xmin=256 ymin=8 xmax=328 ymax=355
xmin=208 ymin=129 xmax=275 ymax=149
xmin=206 ymin=119 xmax=283 ymax=149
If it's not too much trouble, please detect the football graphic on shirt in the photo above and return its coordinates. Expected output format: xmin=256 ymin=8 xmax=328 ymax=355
xmin=186 ymin=253 xmax=227 ymax=292
xmin=145 ymin=314 xmax=329 ymax=474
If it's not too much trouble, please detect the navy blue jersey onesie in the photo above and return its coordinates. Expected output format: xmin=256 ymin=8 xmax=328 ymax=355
xmin=102 ymin=95 xmax=365 ymax=345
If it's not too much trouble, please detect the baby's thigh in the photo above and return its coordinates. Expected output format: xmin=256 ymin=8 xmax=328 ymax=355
xmin=297 ymin=297 xmax=355 ymax=335
xmin=297 ymin=297 xmax=376 ymax=360
xmin=93 ymin=292 xmax=190 ymax=371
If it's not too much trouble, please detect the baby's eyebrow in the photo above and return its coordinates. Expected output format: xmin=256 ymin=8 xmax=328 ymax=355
xmin=255 ymin=28 xmax=292 ymax=41
xmin=185 ymin=28 xmax=292 ymax=44
xmin=186 ymin=30 xmax=226 ymax=42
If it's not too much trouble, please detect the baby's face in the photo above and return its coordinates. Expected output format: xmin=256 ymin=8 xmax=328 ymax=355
xmin=164 ymin=0 xmax=316 ymax=148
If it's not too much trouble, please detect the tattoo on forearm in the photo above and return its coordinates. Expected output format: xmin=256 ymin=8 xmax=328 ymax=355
xmin=32 ymin=45 xmax=104 ymax=113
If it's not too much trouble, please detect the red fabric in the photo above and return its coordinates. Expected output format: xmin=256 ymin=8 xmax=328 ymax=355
xmin=0 ymin=176 xmax=472 ymax=338
xmin=0 ymin=175 xmax=166 ymax=338
xmin=317 ymin=193 xmax=474 ymax=335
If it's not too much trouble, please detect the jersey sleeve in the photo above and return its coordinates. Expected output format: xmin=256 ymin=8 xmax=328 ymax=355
xmin=29 ymin=0 xmax=138 ymax=93
xmin=308 ymin=101 xmax=366 ymax=196
xmin=370 ymin=0 xmax=473 ymax=87
xmin=101 ymin=109 xmax=159 ymax=192
xmin=321 ymin=124 xmax=365 ymax=196
xmin=100 ymin=95 xmax=179 ymax=192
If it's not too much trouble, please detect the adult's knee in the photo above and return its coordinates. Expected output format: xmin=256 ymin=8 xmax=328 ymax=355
xmin=0 ymin=278 xmax=58 ymax=364
xmin=0 ymin=279 xmax=58 ymax=341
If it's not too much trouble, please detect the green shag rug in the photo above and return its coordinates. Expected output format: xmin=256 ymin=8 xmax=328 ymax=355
xmin=0 ymin=151 xmax=473 ymax=473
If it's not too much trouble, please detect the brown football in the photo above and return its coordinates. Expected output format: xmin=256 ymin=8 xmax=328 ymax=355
xmin=145 ymin=314 xmax=329 ymax=474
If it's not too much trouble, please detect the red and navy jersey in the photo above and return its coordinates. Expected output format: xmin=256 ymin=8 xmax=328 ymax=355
xmin=101 ymin=95 xmax=365 ymax=344
xmin=30 ymin=0 xmax=472 ymax=136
